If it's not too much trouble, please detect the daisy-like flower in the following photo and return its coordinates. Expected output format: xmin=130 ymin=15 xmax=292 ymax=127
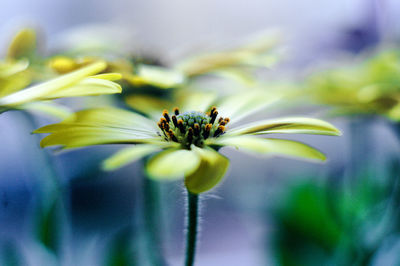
xmin=34 ymin=93 xmax=340 ymax=194
xmin=308 ymin=50 xmax=400 ymax=121
xmin=0 ymin=61 xmax=122 ymax=116
xmin=0 ymin=28 xmax=123 ymax=117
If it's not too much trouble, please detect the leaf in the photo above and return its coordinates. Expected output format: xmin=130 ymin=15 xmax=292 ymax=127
xmin=209 ymin=136 xmax=326 ymax=161
xmin=185 ymin=146 xmax=230 ymax=194
xmin=102 ymin=145 xmax=163 ymax=171
xmin=228 ymin=117 xmax=341 ymax=136
xmin=35 ymin=199 xmax=61 ymax=255
xmin=146 ymin=149 xmax=200 ymax=180
xmin=0 ymin=61 xmax=107 ymax=107
xmin=104 ymin=227 xmax=137 ymax=266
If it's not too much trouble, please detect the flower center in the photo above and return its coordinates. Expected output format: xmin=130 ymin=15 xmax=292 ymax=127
xmin=157 ymin=107 xmax=230 ymax=148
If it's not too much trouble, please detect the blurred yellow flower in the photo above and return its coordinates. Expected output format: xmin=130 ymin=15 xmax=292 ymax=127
xmin=308 ymin=50 xmax=400 ymax=120
xmin=0 ymin=61 xmax=122 ymax=116
xmin=35 ymin=92 xmax=340 ymax=194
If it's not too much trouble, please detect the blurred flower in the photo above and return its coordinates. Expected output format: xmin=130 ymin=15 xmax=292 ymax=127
xmin=49 ymin=56 xmax=186 ymax=89
xmin=174 ymin=33 xmax=281 ymax=85
xmin=35 ymin=92 xmax=340 ymax=194
xmin=308 ymin=50 xmax=400 ymax=121
xmin=0 ymin=28 xmax=123 ymax=118
xmin=0 ymin=61 xmax=122 ymax=117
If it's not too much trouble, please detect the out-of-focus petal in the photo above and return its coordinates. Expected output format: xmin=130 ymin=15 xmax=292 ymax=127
xmin=217 ymin=90 xmax=280 ymax=124
xmin=125 ymin=94 xmax=173 ymax=119
xmin=20 ymin=102 xmax=72 ymax=120
xmin=57 ymin=107 xmax=156 ymax=132
xmin=0 ymin=61 xmax=107 ymax=107
xmin=43 ymin=76 xmax=121 ymax=99
xmin=124 ymin=65 xmax=185 ymax=89
xmin=6 ymin=28 xmax=37 ymax=60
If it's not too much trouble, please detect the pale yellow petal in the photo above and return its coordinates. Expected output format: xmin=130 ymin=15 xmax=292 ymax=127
xmin=43 ymin=77 xmax=121 ymax=99
xmin=125 ymin=94 xmax=173 ymax=119
xmin=177 ymin=90 xmax=218 ymax=113
xmin=185 ymin=146 xmax=230 ymax=194
xmin=0 ymin=60 xmax=29 ymax=78
xmin=217 ymin=90 xmax=280 ymax=124
xmin=124 ymin=65 xmax=185 ymax=88
xmin=0 ymin=61 xmax=107 ymax=106
xmin=146 ymin=149 xmax=200 ymax=180
xmin=38 ymin=125 xmax=159 ymax=148
xmin=59 ymin=107 xmax=156 ymax=132
xmin=209 ymin=136 xmax=326 ymax=161
xmin=102 ymin=145 xmax=163 ymax=171
xmin=20 ymin=102 xmax=72 ymax=120
xmin=228 ymin=117 xmax=341 ymax=136
xmin=6 ymin=28 xmax=37 ymax=60
xmin=91 ymin=73 xmax=122 ymax=81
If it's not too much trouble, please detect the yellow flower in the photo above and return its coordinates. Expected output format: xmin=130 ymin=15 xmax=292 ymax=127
xmin=0 ymin=28 xmax=122 ymax=117
xmin=49 ymin=56 xmax=186 ymax=90
xmin=308 ymin=50 xmax=400 ymax=120
xmin=174 ymin=33 xmax=280 ymax=83
xmin=34 ymin=93 xmax=340 ymax=194
xmin=0 ymin=61 xmax=122 ymax=116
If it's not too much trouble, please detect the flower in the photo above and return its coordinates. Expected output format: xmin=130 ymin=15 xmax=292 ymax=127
xmin=0 ymin=61 xmax=122 ymax=117
xmin=308 ymin=50 xmax=400 ymax=120
xmin=174 ymin=33 xmax=280 ymax=82
xmin=34 ymin=92 xmax=341 ymax=194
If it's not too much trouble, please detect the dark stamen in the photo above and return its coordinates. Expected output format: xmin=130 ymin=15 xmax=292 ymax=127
xmin=173 ymin=107 xmax=180 ymax=115
xmin=172 ymin=115 xmax=178 ymax=127
xmin=187 ymin=128 xmax=194 ymax=144
xmin=193 ymin=123 xmax=200 ymax=136
xmin=209 ymin=106 xmax=217 ymax=117
xmin=163 ymin=110 xmax=170 ymax=122
xmin=168 ymin=130 xmax=178 ymax=142
xmin=210 ymin=111 xmax=218 ymax=125
xmin=164 ymin=122 xmax=170 ymax=131
xmin=203 ymin=124 xmax=212 ymax=139
xmin=214 ymin=125 xmax=225 ymax=137
xmin=177 ymin=119 xmax=185 ymax=133
xmin=218 ymin=117 xmax=224 ymax=123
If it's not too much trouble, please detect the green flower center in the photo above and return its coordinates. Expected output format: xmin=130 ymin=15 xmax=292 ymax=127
xmin=157 ymin=107 xmax=229 ymax=148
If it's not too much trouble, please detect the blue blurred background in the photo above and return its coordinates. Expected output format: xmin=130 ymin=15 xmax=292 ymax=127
xmin=2 ymin=0 xmax=400 ymax=265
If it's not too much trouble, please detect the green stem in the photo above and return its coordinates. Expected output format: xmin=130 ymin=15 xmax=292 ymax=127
xmin=143 ymin=176 xmax=167 ymax=266
xmin=185 ymin=191 xmax=199 ymax=266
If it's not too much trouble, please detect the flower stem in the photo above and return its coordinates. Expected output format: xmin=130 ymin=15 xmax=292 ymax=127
xmin=143 ymin=175 xmax=167 ymax=266
xmin=185 ymin=191 xmax=199 ymax=266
